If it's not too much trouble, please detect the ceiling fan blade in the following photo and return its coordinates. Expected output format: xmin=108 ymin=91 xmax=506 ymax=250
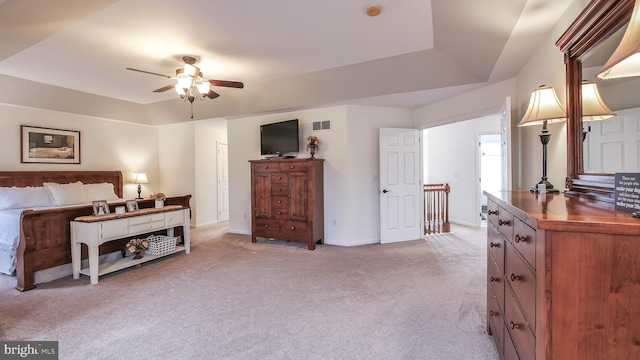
xmin=126 ymin=68 xmax=172 ymax=78
xmin=206 ymin=90 xmax=220 ymax=99
xmin=209 ymin=80 xmax=244 ymax=89
xmin=153 ymin=84 xmax=175 ymax=93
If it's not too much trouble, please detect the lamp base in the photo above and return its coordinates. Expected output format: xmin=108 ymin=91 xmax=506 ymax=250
xmin=529 ymin=179 xmax=560 ymax=194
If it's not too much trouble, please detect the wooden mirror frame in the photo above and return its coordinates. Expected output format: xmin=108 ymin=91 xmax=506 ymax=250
xmin=556 ymin=0 xmax=634 ymax=203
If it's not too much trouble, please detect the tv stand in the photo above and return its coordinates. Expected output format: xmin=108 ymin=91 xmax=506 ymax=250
xmin=249 ymin=158 xmax=324 ymax=250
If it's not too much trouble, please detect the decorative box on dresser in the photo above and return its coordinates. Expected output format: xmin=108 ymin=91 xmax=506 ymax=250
xmin=485 ymin=190 xmax=640 ymax=360
xmin=250 ymin=158 xmax=324 ymax=250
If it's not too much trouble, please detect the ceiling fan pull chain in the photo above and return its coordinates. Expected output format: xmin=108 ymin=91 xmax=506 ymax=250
xmin=190 ymin=102 xmax=194 ymax=119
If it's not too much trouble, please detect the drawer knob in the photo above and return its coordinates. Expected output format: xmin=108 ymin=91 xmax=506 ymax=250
xmin=514 ymin=234 xmax=527 ymax=243
xmin=291 ymin=226 xmax=295 ymax=230
xmin=499 ymin=219 xmax=510 ymax=226
xmin=290 ymin=166 xmax=295 ymax=169
xmin=510 ymin=273 xmax=522 ymax=282
xmin=509 ymin=321 xmax=521 ymax=330
xmin=265 ymin=166 xmax=269 ymax=169
xmin=278 ymin=200 xmax=282 ymax=204
xmin=488 ymin=210 xmax=498 ymax=215
xmin=264 ymin=224 xmax=269 ymax=228
xmin=490 ymin=276 xmax=499 ymax=282
xmin=489 ymin=242 xmax=500 ymax=248
xmin=489 ymin=310 xmax=499 ymax=317
xmin=277 ymin=212 xmax=282 ymax=215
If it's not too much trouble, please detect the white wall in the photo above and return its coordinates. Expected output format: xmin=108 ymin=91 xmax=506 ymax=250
xmin=194 ymin=123 xmax=227 ymax=226
xmin=157 ymin=123 xmax=197 ymax=225
xmin=0 ymin=103 xmax=159 ymax=200
xmin=227 ymin=105 xmax=413 ymax=246
xmin=424 ymin=115 xmax=500 ymax=226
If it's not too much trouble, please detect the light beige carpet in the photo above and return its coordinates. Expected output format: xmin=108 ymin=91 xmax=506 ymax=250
xmin=0 ymin=223 xmax=498 ymax=360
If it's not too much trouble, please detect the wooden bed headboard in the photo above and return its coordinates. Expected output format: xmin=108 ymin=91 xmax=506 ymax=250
xmin=0 ymin=171 xmax=124 ymax=198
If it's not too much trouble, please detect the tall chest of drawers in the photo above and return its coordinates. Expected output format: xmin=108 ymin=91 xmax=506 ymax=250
xmin=250 ymin=158 xmax=324 ymax=250
xmin=485 ymin=191 xmax=640 ymax=360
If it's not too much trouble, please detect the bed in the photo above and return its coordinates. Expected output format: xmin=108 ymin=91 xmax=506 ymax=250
xmin=0 ymin=171 xmax=191 ymax=291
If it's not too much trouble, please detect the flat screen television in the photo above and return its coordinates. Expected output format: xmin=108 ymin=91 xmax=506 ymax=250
xmin=260 ymin=119 xmax=299 ymax=156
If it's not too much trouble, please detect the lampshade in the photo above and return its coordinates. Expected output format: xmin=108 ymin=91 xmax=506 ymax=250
xmin=518 ymin=85 xmax=567 ymax=127
xmin=131 ymin=172 xmax=149 ymax=184
xmin=596 ymin=0 xmax=640 ymax=79
xmin=196 ymin=81 xmax=210 ymax=95
xmin=581 ymin=81 xmax=616 ymax=121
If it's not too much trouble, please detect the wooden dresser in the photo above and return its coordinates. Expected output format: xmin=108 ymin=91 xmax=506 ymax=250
xmin=249 ymin=158 xmax=324 ymax=250
xmin=485 ymin=190 xmax=640 ymax=360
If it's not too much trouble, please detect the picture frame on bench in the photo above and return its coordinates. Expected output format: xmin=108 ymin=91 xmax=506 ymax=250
xmin=126 ymin=200 xmax=139 ymax=212
xmin=92 ymin=200 xmax=110 ymax=216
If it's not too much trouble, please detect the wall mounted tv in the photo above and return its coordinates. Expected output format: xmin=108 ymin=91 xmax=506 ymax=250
xmin=260 ymin=119 xmax=299 ymax=156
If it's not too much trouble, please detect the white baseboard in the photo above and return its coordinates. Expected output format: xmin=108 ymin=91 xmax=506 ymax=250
xmin=194 ymin=220 xmax=220 ymax=228
xmin=228 ymin=228 xmax=252 ymax=236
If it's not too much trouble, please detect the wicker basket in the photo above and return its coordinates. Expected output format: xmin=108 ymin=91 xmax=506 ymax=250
xmin=146 ymin=235 xmax=177 ymax=256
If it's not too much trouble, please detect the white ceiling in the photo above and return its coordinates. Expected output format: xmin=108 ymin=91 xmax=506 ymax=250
xmin=0 ymin=0 xmax=575 ymax=122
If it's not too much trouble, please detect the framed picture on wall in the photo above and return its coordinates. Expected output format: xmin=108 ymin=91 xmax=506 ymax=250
xmin=20 ymin=125 xmax=81 ymax=164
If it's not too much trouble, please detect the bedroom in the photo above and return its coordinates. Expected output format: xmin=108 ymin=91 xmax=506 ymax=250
xmin=2 ymin=0 xmax=638 ymax=358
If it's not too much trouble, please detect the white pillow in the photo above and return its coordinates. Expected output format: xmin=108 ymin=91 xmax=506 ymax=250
xmin=83 ymin=183 xmax=120 ymax=201
xmin=43 ymin=181 xmax=90 ymax=206
xmin=0 ymin=186 xmax=53 ymax=210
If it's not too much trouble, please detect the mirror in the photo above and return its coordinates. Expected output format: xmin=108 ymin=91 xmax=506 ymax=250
xmin=582 ymin=25 xmax=640 ymax=174
xmin=557 ymin=0 xmax=635 ymax=202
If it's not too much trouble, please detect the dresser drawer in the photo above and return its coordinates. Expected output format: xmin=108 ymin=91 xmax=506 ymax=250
xmin=271 ymin=185 xmax=289 ymax=196
xmin=513 ymin=217 xmax=536 ymax=270
xmin=488 ymin=223 xmax=504 ymax=273
xmin=505 ymin=241 xmax=536 ymax=330
xmin=254 ymin=219 xmax=281 ymax=238
xmin=130 ymin=213 xmax=165 ymax=226
xmin=487 ymin=288 xmax=504 ymax=356
xmin=503 ymin=325 xmax=520 ymax=360
xmin=505 ymin=286 xmax=535 ymax=360
xmin=279 ymin=162 xmax=309 ymax=172
xmin=487 ymin=200 xmax=499 ymax=228
xmin=279 ymin=221 xmax=308 ymax=239
xmin=254 ymin=163 xmax=279 ymax=172
xmin=165 ymin=210 xmax=185 ymax=227
xmin=271 ymin=196 xmax=289 ymax=208
xmin=100 ymin=219 xmax=129 ymax=239
xmin=488 ymin=255 xmax=505 ymax=311
xmin=271 ymin=173 xmax=288 ymax=184
xmin=498 ymin=206 xmax=514 ymax=241
xmin=130 ymin=219 xmax=165 ymax=234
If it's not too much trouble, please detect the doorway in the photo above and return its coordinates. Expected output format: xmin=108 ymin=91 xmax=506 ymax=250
xmin=478 ymin=133 xmax=502 ymax=227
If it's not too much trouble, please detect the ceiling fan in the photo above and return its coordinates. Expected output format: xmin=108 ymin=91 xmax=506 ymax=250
xmin=126 ymin=56 xmax=244 ymax=103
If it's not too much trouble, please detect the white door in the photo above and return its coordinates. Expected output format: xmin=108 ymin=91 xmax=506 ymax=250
xmin=380 ymin=128 xmax=422 ymax=244
xmin=584 ymin=108 xmax=640 ymax=172
xmin=500 ymin=97 xmax=512 ymax=191
xmin=217 ymin=142 xmax=230 ymax=222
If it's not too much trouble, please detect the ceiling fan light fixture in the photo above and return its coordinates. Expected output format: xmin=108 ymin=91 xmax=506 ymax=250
xmin=196 ymin=82 xmax=210 ymax=95
xmin=175 ymin=86 xmax=186 ymax=96
xmin=183 ymin=63 xmax=199 ymax=78
xmin=177 ymin=74 xmax=193 ymax=89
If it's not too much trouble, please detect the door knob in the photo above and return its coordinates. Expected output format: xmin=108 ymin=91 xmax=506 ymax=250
xmin=382 ymin=189 xmax=390 ymax=193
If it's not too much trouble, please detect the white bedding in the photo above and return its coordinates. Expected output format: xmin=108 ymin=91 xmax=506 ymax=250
xmin=0 ymin=209 xmax=22 ymax=274
xmin=0 ymin=181 xmax=124 ymax=283
xmin=0 ymin=200 xmax=124 ymax=276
